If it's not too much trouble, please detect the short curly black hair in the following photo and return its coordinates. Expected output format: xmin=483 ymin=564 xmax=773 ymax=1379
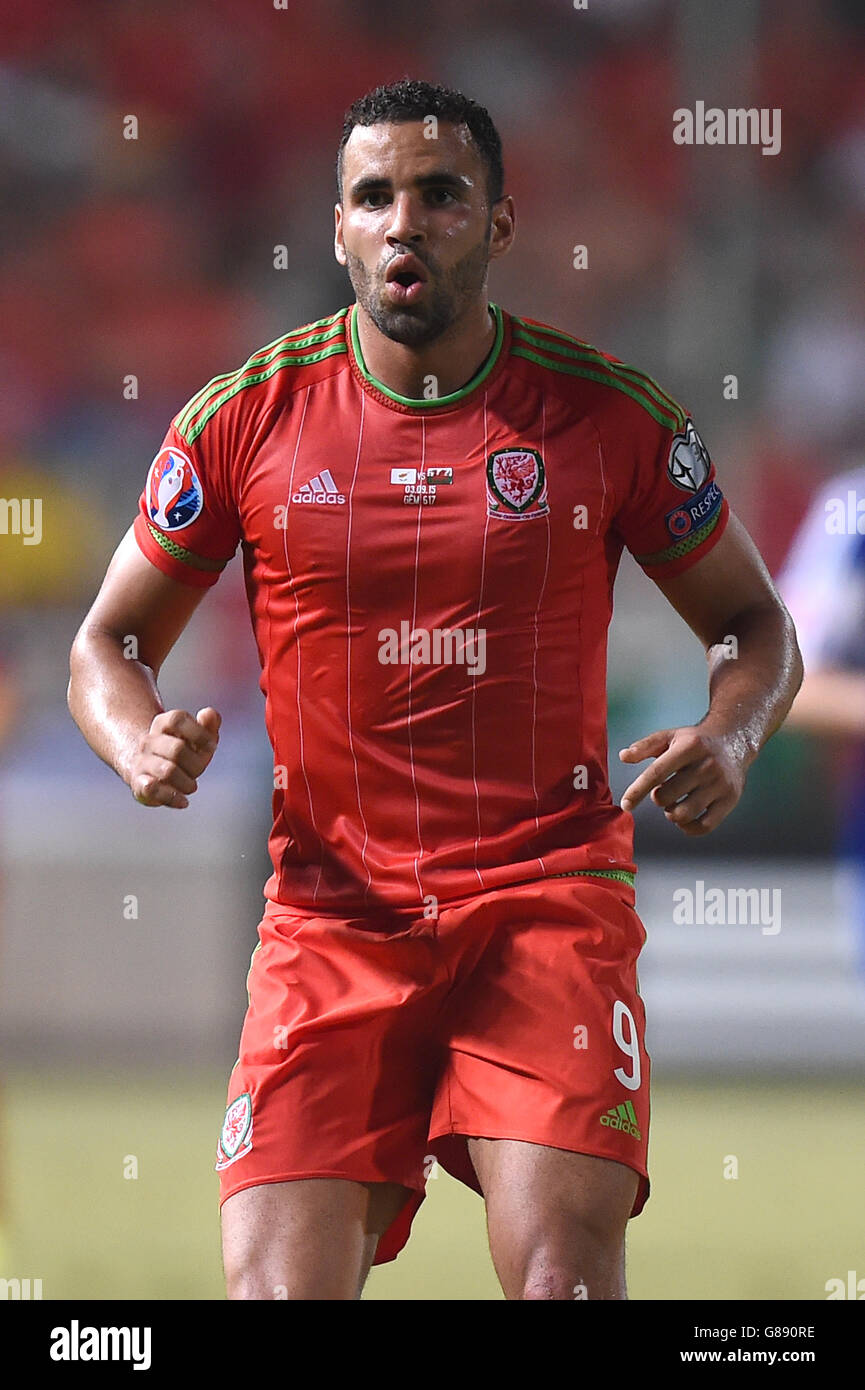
xmin=337 ymin=78 xmax=504 ymax=206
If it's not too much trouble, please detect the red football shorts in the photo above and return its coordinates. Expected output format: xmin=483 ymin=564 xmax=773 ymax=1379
xmin=216 ymin=874 xmax=651 ymax=1265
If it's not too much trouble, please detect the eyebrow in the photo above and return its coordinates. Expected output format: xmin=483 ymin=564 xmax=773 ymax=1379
xmin=349 ymin=170 xmax=471 ymax=198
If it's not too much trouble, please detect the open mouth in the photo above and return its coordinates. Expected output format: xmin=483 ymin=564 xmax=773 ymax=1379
xmin=384 ymin=254 xmax=429 ymax=303
xmin=385 ymin=276 xmax=426 ymax=304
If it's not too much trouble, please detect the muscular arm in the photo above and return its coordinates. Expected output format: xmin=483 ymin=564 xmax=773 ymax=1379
xmin=68 ymin=526 xmax=221 ymax=808
xmin=619 ymin=513 xmax=804 ymax=834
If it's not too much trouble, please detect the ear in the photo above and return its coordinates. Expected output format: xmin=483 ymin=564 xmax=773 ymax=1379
xmin=334 ymin=202 xmax=347 ymax=266
xmin=488 ymin=194 xmax=516 ymax=263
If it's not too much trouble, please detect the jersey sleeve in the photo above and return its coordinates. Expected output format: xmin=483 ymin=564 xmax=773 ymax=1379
xmin=610 ymin=408 xmax=730 ymax=581
xmin=133 ymin=411 xmax=241 ymax=589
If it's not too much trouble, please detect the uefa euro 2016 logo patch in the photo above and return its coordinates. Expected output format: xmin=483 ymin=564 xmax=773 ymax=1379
xmin=215 ymin=1092 xmax=253 ymax=1172
xmin=486 ymin=447 xmax=549 ymax=520
xmin=146 ymin=447 xmax=204 ymax=532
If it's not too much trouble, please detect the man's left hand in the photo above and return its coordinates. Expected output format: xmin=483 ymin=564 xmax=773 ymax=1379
xmin=618 ymin=725 xmax=751 ymax=836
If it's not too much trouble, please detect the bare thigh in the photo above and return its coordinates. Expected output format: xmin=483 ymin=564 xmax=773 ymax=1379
xmin=468 ymin=1137 xmax=639 ymax=1300
xmin=221 ymin=1178 xmax=413 ymax=1300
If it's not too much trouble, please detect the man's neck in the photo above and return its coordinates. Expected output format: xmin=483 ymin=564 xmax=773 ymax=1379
xmin=354 ymin=299 xmax=496 ymax=400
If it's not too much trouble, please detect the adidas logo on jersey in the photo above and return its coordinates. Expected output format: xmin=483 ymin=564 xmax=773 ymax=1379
xmin=292 ymin=469 xmax=346 ymax=505
xmin=600 ymin=1100 xmax=641 ymax=1139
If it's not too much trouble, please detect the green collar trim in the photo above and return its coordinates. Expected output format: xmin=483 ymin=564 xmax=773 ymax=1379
xmin=349 ymin=301 xmax=504 ymax=408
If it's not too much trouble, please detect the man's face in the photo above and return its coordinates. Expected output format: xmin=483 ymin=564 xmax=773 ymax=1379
xmin=335 ymin=120 xmax=508 ymax=347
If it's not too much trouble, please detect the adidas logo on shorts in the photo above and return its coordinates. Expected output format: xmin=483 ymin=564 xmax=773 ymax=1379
xmin=600 ymin=1100 xmax=641 ymax=1139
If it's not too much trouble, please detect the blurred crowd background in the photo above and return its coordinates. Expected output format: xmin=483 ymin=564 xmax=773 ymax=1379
xmin=1 ymin=0 xmax=864 ymax=1300
xmin=3 ymin=0 xmax=865 ymax=843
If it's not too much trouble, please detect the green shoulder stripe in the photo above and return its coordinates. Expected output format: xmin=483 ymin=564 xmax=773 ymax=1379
xmin=511 ymin=343 xmax=680 ymax=432
xmin=175 ymin=310 xmax=348 ymax=440
xmin=633 ymin=508 xmax=723 ymax=568
xmin=513 ymin=318 xmax=686 ymax=428
xmin=175 ymin=311 xmax=345 ymax=436
xmin=180 ymin=340 xmax=348 ymax=445
xmin=511 ymin=322 xmax=685 ymax=433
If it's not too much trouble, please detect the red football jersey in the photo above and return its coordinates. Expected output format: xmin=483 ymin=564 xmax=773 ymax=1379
xmin=134 ymin=302 xmax=729 ymax=913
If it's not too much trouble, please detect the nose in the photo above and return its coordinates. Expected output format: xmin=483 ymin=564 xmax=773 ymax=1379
xmin=384 ymin=191 xmax=425 ymax=248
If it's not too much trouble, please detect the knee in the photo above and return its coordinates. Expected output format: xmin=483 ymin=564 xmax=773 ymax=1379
xmin=224 ymin=1243 xmax=363 ymax=1300
xmin=224 ymin=1251 xmax=280 ymax=1301
xmin=516 ymin=1228 xmax=627 ymax=1301
xmin=521 ymin=1267 xmax=589 ymax=1300
xmin=519 ymin=1260 xmax=625 ymax=1300
xmin=223 ymin=1242 xmax=299 ymax=1301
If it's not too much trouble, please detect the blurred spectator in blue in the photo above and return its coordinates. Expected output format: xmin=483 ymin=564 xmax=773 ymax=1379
xmin=777 ymin=465 xmax=865 ymax=968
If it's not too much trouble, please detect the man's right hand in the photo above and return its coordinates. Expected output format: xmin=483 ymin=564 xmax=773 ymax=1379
xmin=128 ymin=706 xmax=221 ymax=809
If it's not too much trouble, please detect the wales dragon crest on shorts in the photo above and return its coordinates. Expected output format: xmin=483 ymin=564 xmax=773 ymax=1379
xmin=215 ymin=1092 xmax=254 ymax=1171
xmin=486 ymin=447 xmax=549 ymax=520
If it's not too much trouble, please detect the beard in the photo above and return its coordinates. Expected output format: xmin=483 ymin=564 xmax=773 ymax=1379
xmin=344 ymin=235 xmax=491 ymax=347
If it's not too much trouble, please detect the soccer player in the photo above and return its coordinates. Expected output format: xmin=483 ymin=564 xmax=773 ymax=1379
xmin=68 ymin=80 xmax=803 ymax=1300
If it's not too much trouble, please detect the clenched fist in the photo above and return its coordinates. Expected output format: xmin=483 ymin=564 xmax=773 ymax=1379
xmin=128 ymin=706 xmax=221 ymax=809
